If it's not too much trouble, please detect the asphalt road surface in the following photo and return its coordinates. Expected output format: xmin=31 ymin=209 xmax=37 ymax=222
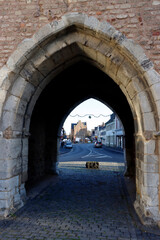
xmin=58 ymin=143 xmax=125 ymax=173
xmin=0 ymin=143 xmax=160 ymax=239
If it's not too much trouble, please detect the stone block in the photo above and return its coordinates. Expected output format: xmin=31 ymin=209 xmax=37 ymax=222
xmin=32 ymin=24 xmax=54 ymax=46
xmin=155 ymin=100 xmax=160 ymax=120
xmin=84 ymin=15 xmax=100 ymax=32
xmin=145 ymin=206 xmax=160 ymax=221
xmin=97 ymin=52 xmax=106 ymax=67
xmin=143 ymin=154 xmax=158 ymax=164
xmin=0 ymin=65 xmax=11 ymax=89
xmin=134 ymin=200 xmax=160 ymax=225
xmin=51 ymin=49 xmax=64 ymax=67
xmin=24 ymin=86 xmax=42 ymax=117
xmin=20 ymin=62 xmax=44 ymax=86
xmin=21 ymin=81 xmax=35 ymax=103
xmin=119 ymin=84 xmax=135 ymax=113
xmin=22 ymin=139 xmax=28 ymax=157
xmin=142 ymin=112 xmax=156 ymax=131
xmin=117 ymin=14 xmax=128 ymax=19
xmin=43 ymin=40 xmax=62 ymax=58
xmin=131 ymin=95 xmax=142 ymax=119
xmin=61 ymin=45 xmax=74 ymax=62
xmin=153 ymin=1 xmax=160 ymax=5
xmin=0 ymin=92 xmax=6 ymax=120
xmin=112 ymin=30 xmax=126 ymax=44
xmin=15 ymin=113 xmax=25 ymax=132
xmin=1 ymin=110 xmax=24 ymax=132
xmin=30 ymin=48 xmax=47 ymax=69
xmin=137 ymin=91 xmax=152 ymax=113
xmin=6 ymin=38 xmax=35 ymax=73
xmin=97 ymin=42 xmax=114 ymax=57
xmin=98 ymin=21 xmax=116 ymax=41
xmin=131 ymin=76 xmax=145 ymax=93
xmin=135 ymin=135 xmax=144 ymax=152
xmin=72 ymin=32 xmax=87 ymax=46
xmin=144 ymin=69 xmax=160 ymax=87
xmin=108 ymin=49 xmax=124 ymax=80
xmin=36 ymin=58 xmax=55 ymax=77
xmin=83 ymin=46 xmax=97 ymax=61
xmin=117 ymin=60 xmax=138 ymax=86
xmin=141 ymin=161 xmax=158 ymax=173
xmin=0 ymin=138 xmax=21 ymax=160
xmin=20 ymin=183 xmax=26 ymax=197
xmin=0 ymin=89 xmax=7 ymax=104
xmin=18 ymin=99 xmax=28 ymax=117
xmin=0 ymin=158 xmax=21 ymax=179
xmin=0 ymin=176 xmax=19 ymax=192
xmin=144 ymin=140 xmax=156 ymax=155
xmin=0 ymin=191 xmax=11 ymax=200
xmin=70 ymin=42 xmax=85 ymax=56
xmin=50 ymin=18 xmax=69 ymax=35
xmin=151 ymin=82 xmax=160 ymax=101
xmin=9 ymin=76 xmax=26 ymax=98
xmin=126 ymin=81 xmax=137 ymax=99
xmin=34 ymin=18 xmax=68 ymax=47
xmin=85 ymin=35 xmax=101 ymax=50
xmin=3 ymin=95 xmax=20 ymax=113
xmin=0 ymin=208 xmax=10 ymax=218
xmin=0 ymin=199 xmax=12 ymax=209
xmin=14 ymin=193 xmax=21 ymax=204
xmin=121 ymin=39 xmax=153 ymax=71
xmin=63 ymin=12 xmax=86 ymax=26
xmin=143 ymin=172 xmax=159 ymax=187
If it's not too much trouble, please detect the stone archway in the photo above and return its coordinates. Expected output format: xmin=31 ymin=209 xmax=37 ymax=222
xmin=0 ymin=13 xmax=159 ymax=224
xmin=27 ymin=61 xmax=135 ymax=187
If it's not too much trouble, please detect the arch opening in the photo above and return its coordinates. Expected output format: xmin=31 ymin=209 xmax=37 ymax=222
xmin=27 ymin=61 xmax=135 ymax=188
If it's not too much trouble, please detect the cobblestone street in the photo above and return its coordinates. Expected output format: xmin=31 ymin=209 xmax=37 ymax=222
xmin=0 ymin=160 xmax=160 ymax=240
xmin=1 ymin=0 xmax=160 ymax=232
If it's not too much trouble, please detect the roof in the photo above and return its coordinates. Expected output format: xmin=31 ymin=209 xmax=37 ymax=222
xmin=71 ymin=121 xmax=87 ymax=130
xmin=71 ymin=123 xmax=77 ymax=130
xmin=105 ymin=113 xmax=115 ymax=126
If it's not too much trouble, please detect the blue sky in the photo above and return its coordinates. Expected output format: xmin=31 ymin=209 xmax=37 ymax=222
xmin=63 ymin=98 xmax=113 ymax=135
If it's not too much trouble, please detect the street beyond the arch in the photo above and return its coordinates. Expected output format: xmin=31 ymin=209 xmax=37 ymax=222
xmin=0 ymin=143 xmax=160 ymax=240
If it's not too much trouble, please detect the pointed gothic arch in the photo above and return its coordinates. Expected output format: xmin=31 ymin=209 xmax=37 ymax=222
xmin=0 ymin=13 xmax=160 ymax=224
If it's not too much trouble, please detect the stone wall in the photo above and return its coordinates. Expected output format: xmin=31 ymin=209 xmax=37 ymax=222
xmin=0 ymin=0 xmax=160 ymax=72
xmin=0 ymin=1 xmax=160 ymax=225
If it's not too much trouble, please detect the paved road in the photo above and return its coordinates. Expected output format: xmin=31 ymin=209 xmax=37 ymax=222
xmin=0 ymin=143 xmax=160 ymax=240
xmin=58 ymin=143 xmax=124 ymax=162
xmin=58 ymin=143 xmax=125 ymax=173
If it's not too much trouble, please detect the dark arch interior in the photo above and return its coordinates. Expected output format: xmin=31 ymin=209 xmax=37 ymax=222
xmin=27 ymin=61 xmax=135 ymax=188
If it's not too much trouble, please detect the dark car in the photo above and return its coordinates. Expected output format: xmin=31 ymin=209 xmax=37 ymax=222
xmin=65 ymin=141 xmax=73 ymax=149
xmin=94 ymin=141 xmax=102 ymax=148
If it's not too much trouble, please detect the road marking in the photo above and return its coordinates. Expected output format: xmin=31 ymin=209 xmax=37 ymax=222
xmin=96 ymin=155 xmax=112 ymax=159
xmin=81 ymin=149 xmax=112 ymax=159
xmin=81 ymin=150 xmax=93 ymax=158
xmin=58 ymin=161 xmax=125 ymax=167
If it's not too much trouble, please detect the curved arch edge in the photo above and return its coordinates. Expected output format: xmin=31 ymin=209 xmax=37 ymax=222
xmin=3 ymin=12 xmax=154 ymax=75
xmin=0 ymin=12 xmax=160 ymax=224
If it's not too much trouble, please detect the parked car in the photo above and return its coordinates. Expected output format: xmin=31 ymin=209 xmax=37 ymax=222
xmin=94 ymin=141 xmax=102 ymax=148
xmin=65 ymin=141 xmax=73 ymax=149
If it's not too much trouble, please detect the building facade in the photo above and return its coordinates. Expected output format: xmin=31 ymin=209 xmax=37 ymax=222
xmin=71 ymin=120 xmax=87 ymax=142
xmin=92 ymin=113 xmax=125 ymax=150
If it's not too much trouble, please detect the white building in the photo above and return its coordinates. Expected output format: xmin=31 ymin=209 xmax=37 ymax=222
xmin=92 ymin=113 xmax=125 ymax=150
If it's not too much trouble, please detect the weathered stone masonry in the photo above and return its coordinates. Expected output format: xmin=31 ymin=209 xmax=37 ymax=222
xmin=0 ymin=1 xmax=160 ymax=226
xmin=1 ymin=0 xmax=160 ymax=73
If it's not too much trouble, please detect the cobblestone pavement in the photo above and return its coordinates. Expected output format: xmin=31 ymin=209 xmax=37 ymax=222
xmin=0 ymin=163 xmax=160 ymax=240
